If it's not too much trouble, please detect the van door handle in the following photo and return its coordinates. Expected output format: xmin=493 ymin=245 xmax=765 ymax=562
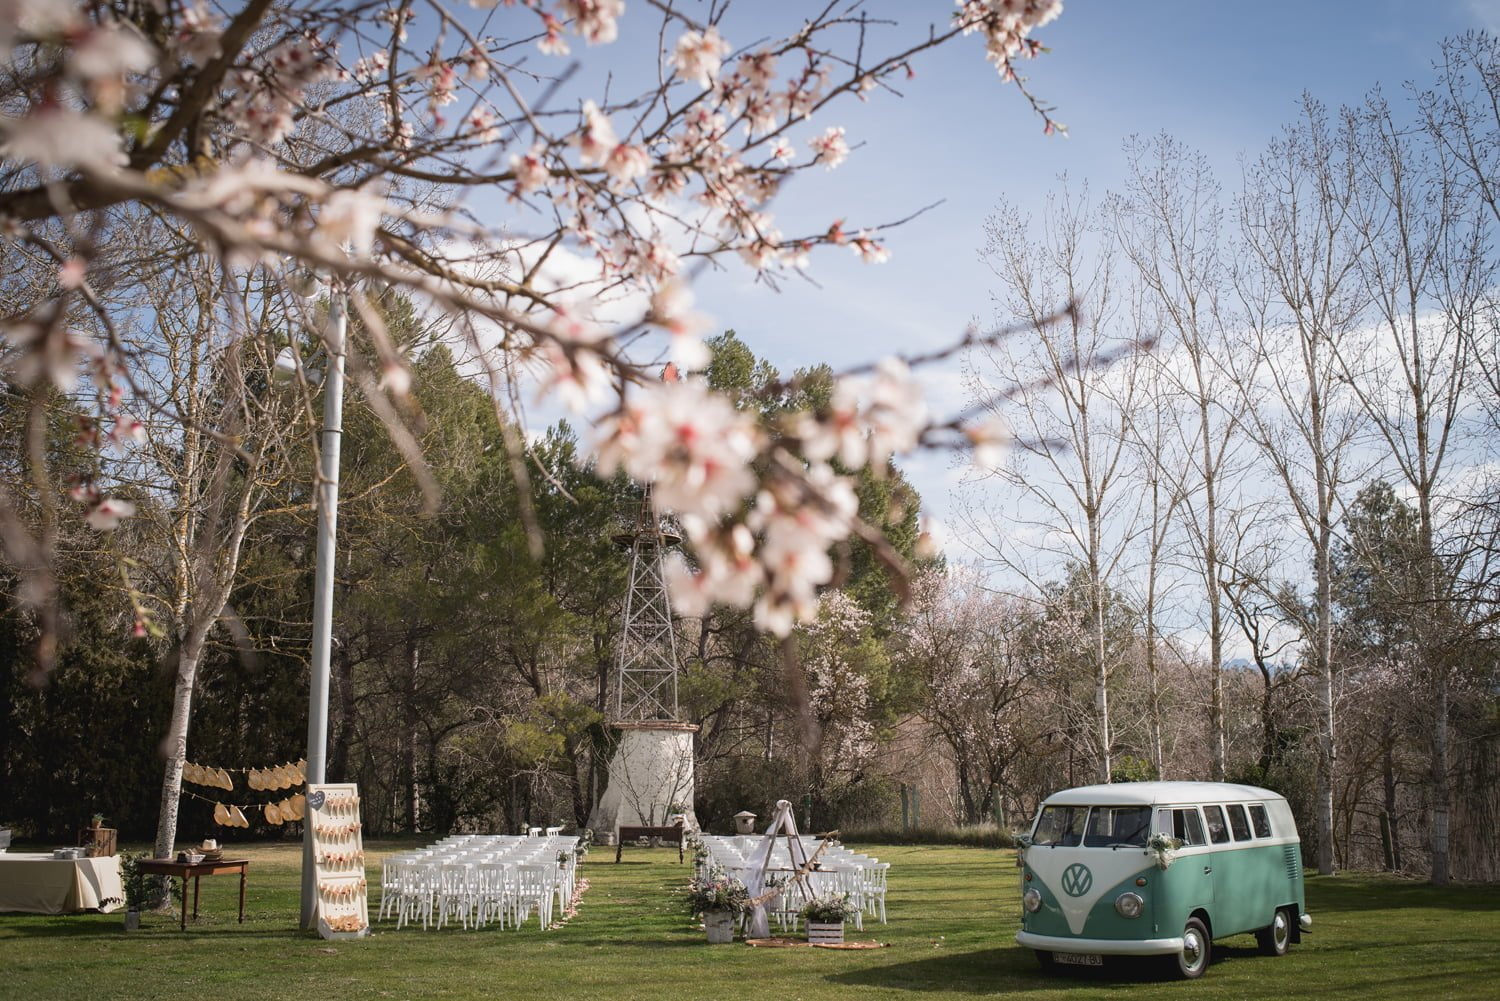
xmin=1203 ymin=866 xmax=1213 ymax=874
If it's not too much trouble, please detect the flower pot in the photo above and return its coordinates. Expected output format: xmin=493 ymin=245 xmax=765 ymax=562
xmin=123 ymin=909 xmax=140 ymax=931
xmin=703 ymin=909 xmax=735 ymax=944
xmin=807 ymin=921 xmax=844 ymax=945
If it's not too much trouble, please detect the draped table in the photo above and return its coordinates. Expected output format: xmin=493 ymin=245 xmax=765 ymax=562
xmin=0 ymin=853 xmax=124 ymax=914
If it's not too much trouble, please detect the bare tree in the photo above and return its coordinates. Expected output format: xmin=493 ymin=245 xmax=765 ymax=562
xmin=1232 ymin=97 xmax=1371 ymax=875
xmin=1113 ymin=135 xmax=1247 ymax=780
xmin=1339 ymin=89 xmax=1493 ymax=884
xmin=963 ymin=185 xmax=1144 ymax=783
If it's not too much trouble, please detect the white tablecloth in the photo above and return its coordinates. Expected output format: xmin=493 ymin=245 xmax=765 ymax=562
xmin=0 ymin=853 xmax=124 ymax=914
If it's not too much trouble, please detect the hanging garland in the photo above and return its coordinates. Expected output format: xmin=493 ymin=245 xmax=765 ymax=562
xmin=181 ymin=759 xmax=307 ymax=792
xmin=179 ymin=787 xmax=307 ymax=828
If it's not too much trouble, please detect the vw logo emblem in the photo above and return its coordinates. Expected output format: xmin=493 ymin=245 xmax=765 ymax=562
xmin=1060 ymin=863 xmax=1093 ymax=897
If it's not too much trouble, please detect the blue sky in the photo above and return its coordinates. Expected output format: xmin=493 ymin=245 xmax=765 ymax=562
xmin=676 ymin=0 xmax=1500 ymax=544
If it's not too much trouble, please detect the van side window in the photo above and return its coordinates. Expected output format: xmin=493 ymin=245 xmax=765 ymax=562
xmin=1227 ymin=804 xmax=1253 ymax=840
xmin=1249 ymin=804 xmax=1273 ymax=838
xmin=1171 ymin=807 xmax=1206 ymax=846
xmin=1203 ymin=805 xmax=1230 ymax=844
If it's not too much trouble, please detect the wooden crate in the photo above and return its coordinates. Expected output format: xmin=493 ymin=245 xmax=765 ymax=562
xmin=77 ymin=826 xmax=117 ymax=857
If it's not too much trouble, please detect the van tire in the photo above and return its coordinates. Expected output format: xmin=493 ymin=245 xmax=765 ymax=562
xmin=1256 ymin=908 xmax=1292 ymax=956
xmin=1171 ymin=916 xmax=1212 ymax=979
xmin=1034 ymin=950 xmax=1056 ymax=971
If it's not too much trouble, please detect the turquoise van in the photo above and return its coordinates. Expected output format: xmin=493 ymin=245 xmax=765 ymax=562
xmin=1016 ymin=781 xmax=1310 ymax=978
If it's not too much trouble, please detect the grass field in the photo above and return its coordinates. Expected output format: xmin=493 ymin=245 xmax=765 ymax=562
xmin=2 ymin=840 xmax=1497 ymax=1000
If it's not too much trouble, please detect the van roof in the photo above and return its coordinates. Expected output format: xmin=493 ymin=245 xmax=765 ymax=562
xmin=1041 ymin=781 xmax=1284 ymax=807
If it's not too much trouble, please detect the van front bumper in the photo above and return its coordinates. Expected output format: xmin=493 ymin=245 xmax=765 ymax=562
xmin=1017 ymin=931 xmax=1185 ymax=956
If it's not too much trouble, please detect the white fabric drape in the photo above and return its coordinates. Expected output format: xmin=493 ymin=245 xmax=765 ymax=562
xmin=744 ymin=799 xmax=811 ymax=938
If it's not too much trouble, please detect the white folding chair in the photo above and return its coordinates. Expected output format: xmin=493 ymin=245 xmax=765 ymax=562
xmin=515 ymin=863 xmax=556 ymax=928
xmin=436 ymin=863 xmax=475 ymax=929
xmin=475 ymin=863 xmax=513 ymax=929
xmin=863 ymin=862 xmax=889 ymax=923
xmin=396 ymin=862 xmax=436 ymax=930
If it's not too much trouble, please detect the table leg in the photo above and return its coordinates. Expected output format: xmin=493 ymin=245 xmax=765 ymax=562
xmin=180 ymin=877 xmax=187 ymax=931
xmin=238 ymin=868 xmax=246 ymax=923
xmin=193 ymin=876 xmax=201 ymax=920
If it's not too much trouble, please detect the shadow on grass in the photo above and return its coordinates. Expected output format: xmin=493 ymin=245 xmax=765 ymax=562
xmin=822 ymin=943 xmax=1305 ymax=993
xmin=821 ymin=946 xmax=1173 ymax=993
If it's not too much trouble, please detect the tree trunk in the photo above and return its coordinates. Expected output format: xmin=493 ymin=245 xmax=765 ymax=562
xmin=1382 ymin=733 xmax=1401 ymax=872
xmin=152 ymin=628 xmax=209 ymax=869
xmin=1431 ymin=671 xmax=1450 ymax=883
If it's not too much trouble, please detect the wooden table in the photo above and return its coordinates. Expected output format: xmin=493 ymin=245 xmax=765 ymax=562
xmin=615 ymin=822 xmax=686 ymax=863
xmin=136 ymin=858 xmax=249 ymax=930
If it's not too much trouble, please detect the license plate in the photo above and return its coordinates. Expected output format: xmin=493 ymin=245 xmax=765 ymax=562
xmin=1053 ymin=952 xmax=1103 ymax=967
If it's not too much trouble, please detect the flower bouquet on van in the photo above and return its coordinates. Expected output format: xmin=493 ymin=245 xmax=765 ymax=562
xmin=1148 ymin=832 xmax=1183 ymax=869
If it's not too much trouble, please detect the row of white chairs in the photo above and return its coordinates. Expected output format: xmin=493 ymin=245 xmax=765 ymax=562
xmin=379 ymin=835 xmax=579 ymax=930
xmin=696 ymin=834 xmax=890 ymax=931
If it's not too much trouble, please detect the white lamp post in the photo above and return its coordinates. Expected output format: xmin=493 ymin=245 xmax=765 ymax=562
xmin=300 ymin=290 xmax=346 ymax=930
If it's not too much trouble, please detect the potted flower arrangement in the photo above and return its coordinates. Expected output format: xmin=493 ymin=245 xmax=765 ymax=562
xmin=801 ymin=893 xmax=853 ymax=945
xmin=685 ymin=869 xmax=749 ymax=944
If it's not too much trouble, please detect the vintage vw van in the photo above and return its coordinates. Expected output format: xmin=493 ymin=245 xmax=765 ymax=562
xmin=1016 ymin=781 xmax=1310 ymax=979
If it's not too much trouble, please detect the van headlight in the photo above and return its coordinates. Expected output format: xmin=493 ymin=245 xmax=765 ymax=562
xmin=1023 ymin=888 xmax=1042 ymax=913
xmin=1114 ymin=892 xmax=1143 ymax=918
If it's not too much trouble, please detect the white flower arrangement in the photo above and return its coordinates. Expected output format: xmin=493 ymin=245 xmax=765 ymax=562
xmin=1148 ymin=833 xmax=1183 ymax=869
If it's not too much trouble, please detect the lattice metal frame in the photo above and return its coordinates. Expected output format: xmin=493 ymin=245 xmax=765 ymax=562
xmin=613 ymin=490 xmax=681 ymax=722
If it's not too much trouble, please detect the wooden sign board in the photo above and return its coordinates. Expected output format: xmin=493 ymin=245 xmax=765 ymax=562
xmin=308 ymin=782 xmax=369 ymax=939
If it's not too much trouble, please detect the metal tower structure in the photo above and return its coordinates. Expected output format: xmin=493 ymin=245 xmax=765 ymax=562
xmin=611 ymin=487 xmax=682 ymax=722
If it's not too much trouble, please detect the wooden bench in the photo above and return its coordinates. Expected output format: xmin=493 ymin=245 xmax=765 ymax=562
xmin=614 ymin=821 xmax=686 ymax=862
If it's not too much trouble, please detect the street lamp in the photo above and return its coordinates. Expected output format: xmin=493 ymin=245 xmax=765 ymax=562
xmin=300 ymin=290 xmax=346 ymax=930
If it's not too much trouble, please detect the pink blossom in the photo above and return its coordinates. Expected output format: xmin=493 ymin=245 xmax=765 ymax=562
xmin=85 ymin=497 xmax=136 ymax=532
xmin=110 ymin=418 xmax=147 ymax=445
xmin=575 ymin=101 xmax=617 ymax=166
xmin=850 ymin=230 xmax=889 ymax=264
xmin=379 ymin=360 xmax=411 ymax=394
xmin=1 ymin=317 xmax=91 ymax=391
xmin=649 ymin=281 xmax=711 ymax=369
xmin=0 ymin=107 xmax=125 ymax=170
xmin=468 ymin=108 xmax=499 ymax=143
xmin=808 ymin=126 xmax=849 ymax=169
xmin=595 ymin=379 xmax=761 ymax=521
xmin=57 ymin=257 xmax=87 ymax=289
xmin=558 ymin=0 xmax=624 ymax=45
xmin=538 ymin=14 xmax=570 ymax=55
xmin=673 ymin=26 xmax=731 ymax=88
xmin=510 ymin=143 xmax=550 ymax=194
xmin=604 ymin=142 xmax=650 ymax=185
xmin=171 ymin=0 xmax=223 ymax=65
xmin=768 ymin=137 xmax=794 ymax=165
xmin=738 ymin=50 xmax=778 ymax=89
xmin=316 ymin=188 xmax=385 ymax=258
xmin=965 ymin=415 xmax=1012 ymax=470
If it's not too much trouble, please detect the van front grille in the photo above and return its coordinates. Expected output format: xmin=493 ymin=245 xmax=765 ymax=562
xmin=1284 ymin=845 xmax=1301 ymax=879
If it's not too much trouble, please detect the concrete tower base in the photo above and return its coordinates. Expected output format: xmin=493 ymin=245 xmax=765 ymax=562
xmin=588 ymin=722 xmax=699 ymax=843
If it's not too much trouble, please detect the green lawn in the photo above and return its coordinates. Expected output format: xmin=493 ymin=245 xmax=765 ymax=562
xmin=1 ymin=841 xmax=1496 ymax=1000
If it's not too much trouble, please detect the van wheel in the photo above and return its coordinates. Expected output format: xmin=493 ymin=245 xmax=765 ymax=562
xmin=1172 ymin=917 xmax=1211 ymax=979
xmin=1034 ymin=950 xmax=1055 ymax=971
xmin=1256 ymin=908 xmax=1291 ymax=956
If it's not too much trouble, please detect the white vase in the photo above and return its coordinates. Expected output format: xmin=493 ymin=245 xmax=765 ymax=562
xmin=703 ymin=909 xmax=735 ymax=944
xmin=807 ymin=921 xmax=844 ymax=945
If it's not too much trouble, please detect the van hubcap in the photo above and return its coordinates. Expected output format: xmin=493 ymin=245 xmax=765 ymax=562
xmin=1183 ymin=930 xmax=1204 ymax=971
xmin=1274 ymin=912 xmax=1289 ymax=949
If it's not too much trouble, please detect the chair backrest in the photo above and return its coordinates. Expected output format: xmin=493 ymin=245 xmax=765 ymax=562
xmin=438 ymin=863 xmax=472 ymax=893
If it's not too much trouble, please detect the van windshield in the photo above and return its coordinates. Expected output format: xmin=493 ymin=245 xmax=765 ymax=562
xmin=1031 ymin=805 xmax=1152 ymax=848
xmin=1032 ymin=805 xmax=1087 ymax=847
xmin=1083 ymin=806 xmax=1152 ymax=847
